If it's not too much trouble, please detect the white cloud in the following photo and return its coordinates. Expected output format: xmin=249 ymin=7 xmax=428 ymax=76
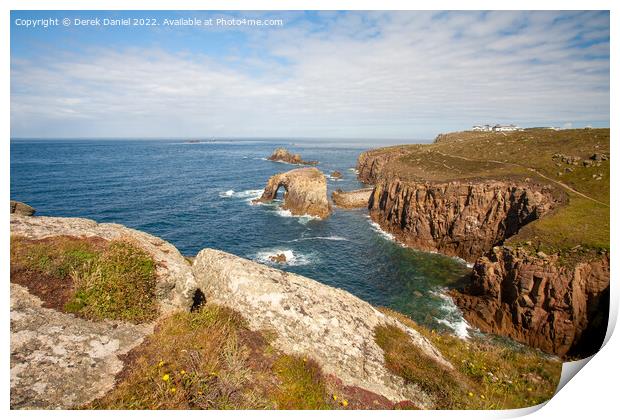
xmin=11 ymin=11 xmax=609 ymax=139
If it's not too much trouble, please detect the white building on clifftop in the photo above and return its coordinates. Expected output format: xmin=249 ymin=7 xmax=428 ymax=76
xmin=472 ymin=124 xmax=522 ymax=132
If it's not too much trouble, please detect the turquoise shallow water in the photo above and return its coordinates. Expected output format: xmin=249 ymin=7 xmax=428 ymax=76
xmin=10 ymin=139 xmax=471 ymax=335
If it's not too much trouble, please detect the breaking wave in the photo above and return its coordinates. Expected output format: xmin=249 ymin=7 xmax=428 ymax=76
xmin=253 ymin=248 xmax=314 ymax=266
xmin=431 ymin=290 xmax=471 ymax=339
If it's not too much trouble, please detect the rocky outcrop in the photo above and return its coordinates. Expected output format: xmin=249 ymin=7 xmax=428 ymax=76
xmin=10 ymin=214 xmax=197 ymax=313
xmin=452 ymin=246 xmax=609 ymax=357
xmin=356 ymin=147 xmax=410 ymax=184
xmin=254 ymin=167 xmax=331 ymax=219
xmin=332 ymin=188 xmax=373 ymax=209
xmin=192 ymin=248 xmax=452 ymax=406
xmin=12 ymin=211 xmax=455 ymax=407
xmin=10 ymin=283 xmax=153 ymax=409
xmin=267 ymin=147 xmax=318 ymax=165
xmin=368 ymin=179 xmax=558 ymax=262
xmin=330 ymin=170 xmax=343 ymax=179
xmin=11 ymin=200 xmax=35 ymax=216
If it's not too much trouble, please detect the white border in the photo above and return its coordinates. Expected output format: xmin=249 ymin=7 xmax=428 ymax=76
xmin=2 ymin=1 xmax=617 ymax=419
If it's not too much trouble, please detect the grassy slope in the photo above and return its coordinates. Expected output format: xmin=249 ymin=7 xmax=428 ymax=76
xmin=371 ymin=129 xmax=609 ymax=254
xmin=377 ymin=308 xmax=561 ymax=409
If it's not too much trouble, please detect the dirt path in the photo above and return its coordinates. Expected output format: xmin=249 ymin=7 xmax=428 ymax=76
xmin=433 ymin=150 xmax=609 ymax=208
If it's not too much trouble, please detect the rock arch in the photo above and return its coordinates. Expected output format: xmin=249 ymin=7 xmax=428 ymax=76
xmin=253 ymin=167 xmax=331 ymax=219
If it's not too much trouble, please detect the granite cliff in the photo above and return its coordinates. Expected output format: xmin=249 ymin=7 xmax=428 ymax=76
xmin=356 ymin=129 xmax=610 ymax=358
xmin=368 ymin=179 xmax=558 ymax=262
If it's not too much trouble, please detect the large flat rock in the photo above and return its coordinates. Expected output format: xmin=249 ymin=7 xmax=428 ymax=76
xmin=192 ymin=248 xmax=452 ymax=406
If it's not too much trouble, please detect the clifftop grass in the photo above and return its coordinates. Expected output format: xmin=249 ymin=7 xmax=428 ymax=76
xmin=366 ymin=128 xmax=609 ymax=253
xmin=377 ymin=308 xmax=562 ymax=409
xmin=10 ymin=235 xmax=158 ymax=323
xmin=88 ymin=305 xmax=342 ymax=410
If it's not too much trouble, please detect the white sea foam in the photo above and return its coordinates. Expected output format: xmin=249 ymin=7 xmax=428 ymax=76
xmin=347 ymin=167 xmax=359 ymax=174
xmin=254 ymin=249 xmax=313 ymax=266
xmin=366 ymin=217 xmax=401 ymax=244
xmin=272 ymin=207 xmax=321 ymax=224
xmin=219 ymin=189 xmax=235 ymax=198
xmin=431 ymin=290 xmax=472 ymax=339
xmin=220 ymin=189 xmax=263 ymax=202
xmin=451 ymin=255 xmax=474 ymax=268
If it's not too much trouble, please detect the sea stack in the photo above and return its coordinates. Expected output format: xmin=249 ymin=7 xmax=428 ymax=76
xmin=267 ymin=147 xmax=318 ymax=165
xmin=253 ymin=167 xmax=331 ymax=219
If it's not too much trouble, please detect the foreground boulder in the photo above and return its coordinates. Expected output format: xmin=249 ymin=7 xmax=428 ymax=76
xmin=253 ymin=167 xmax=331 ymax=219
xmin=332 ymin=188 xmax=373 ymax=209
xmin=192 ymin=248 xmax=451 ymax=405
xmin=267 ymin=147 xmax=318 ymax=165
xmin=10 ymin=200 xmax=35 ymax=216
xmin=10 ymin=283 xmax=153 ymax=408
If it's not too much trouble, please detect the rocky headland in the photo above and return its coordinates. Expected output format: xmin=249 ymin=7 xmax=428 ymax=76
xmin=356 ymin=128 xmax=610 ymax=358
xmin=253 ymin=167 xmax=331 ymax=219
xmin=267 ymin=147 xmax=318 ymax=165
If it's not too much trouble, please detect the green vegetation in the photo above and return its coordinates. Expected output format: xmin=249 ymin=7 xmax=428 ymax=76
xmin=377 ymin=308 xmax=562 ymax=409
xmin=272 ymin=355 xmax=331 ymax=409
xmin=370 ymin=128 xmax=609 ymax=254
xmin=11 ymin=236 xmax=158 ymax=323
xmin=88 ymin=305 xmax=339 ymax=410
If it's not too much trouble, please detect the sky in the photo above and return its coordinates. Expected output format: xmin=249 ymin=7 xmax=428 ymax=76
xmin=10 ymin=10 xmax=610 ymax=140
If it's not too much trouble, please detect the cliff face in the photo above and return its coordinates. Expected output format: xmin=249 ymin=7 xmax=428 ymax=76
xmin=368 ymin=178 xmax=557 ymax=262
xmin=356 ymin=148 xmax=410 ymax=184
xmin=356 ymin=139 xmax=608 ymax=358
xmin=254 ymin=167 xmax=331 ymax=219
xmin=452 ymin=247 xmax=609 ymax=357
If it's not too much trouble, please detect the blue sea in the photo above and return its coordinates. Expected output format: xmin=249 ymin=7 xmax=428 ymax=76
xmin=10 ymin=139 xmax=471 ymax=335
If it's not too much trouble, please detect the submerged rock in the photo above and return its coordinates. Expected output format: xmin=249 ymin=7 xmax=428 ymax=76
xmin=267 ymin=147 xmax=318 ymax=165
xmin=253 ymin=167 xmax=331 ymax=219
xmin=269 ymin=253 xmax=287 ymax=263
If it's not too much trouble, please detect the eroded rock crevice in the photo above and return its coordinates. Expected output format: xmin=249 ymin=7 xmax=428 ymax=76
xmin=451 ymin=247 xmax=609 ymax=357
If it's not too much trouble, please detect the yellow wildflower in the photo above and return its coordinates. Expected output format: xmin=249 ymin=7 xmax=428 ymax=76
xmin=527 ymin=387 xmax=533 ymax=392
xmin=170 ymin=387 xmax=176 ymax=393
xmin=341 ymin=399 xmax=348 ymax=407
xmin=162 ymin=374 xmax=170 ymax=382
xmin=468 ymin=392 xmax=473 ymax=397
xmin=480 ymin=394 xmax=485 ymax=399
xmin=180 ymin=370 xmax=186 ymax=375
xmin=332 ymin=394 xmax=338 ymax=401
